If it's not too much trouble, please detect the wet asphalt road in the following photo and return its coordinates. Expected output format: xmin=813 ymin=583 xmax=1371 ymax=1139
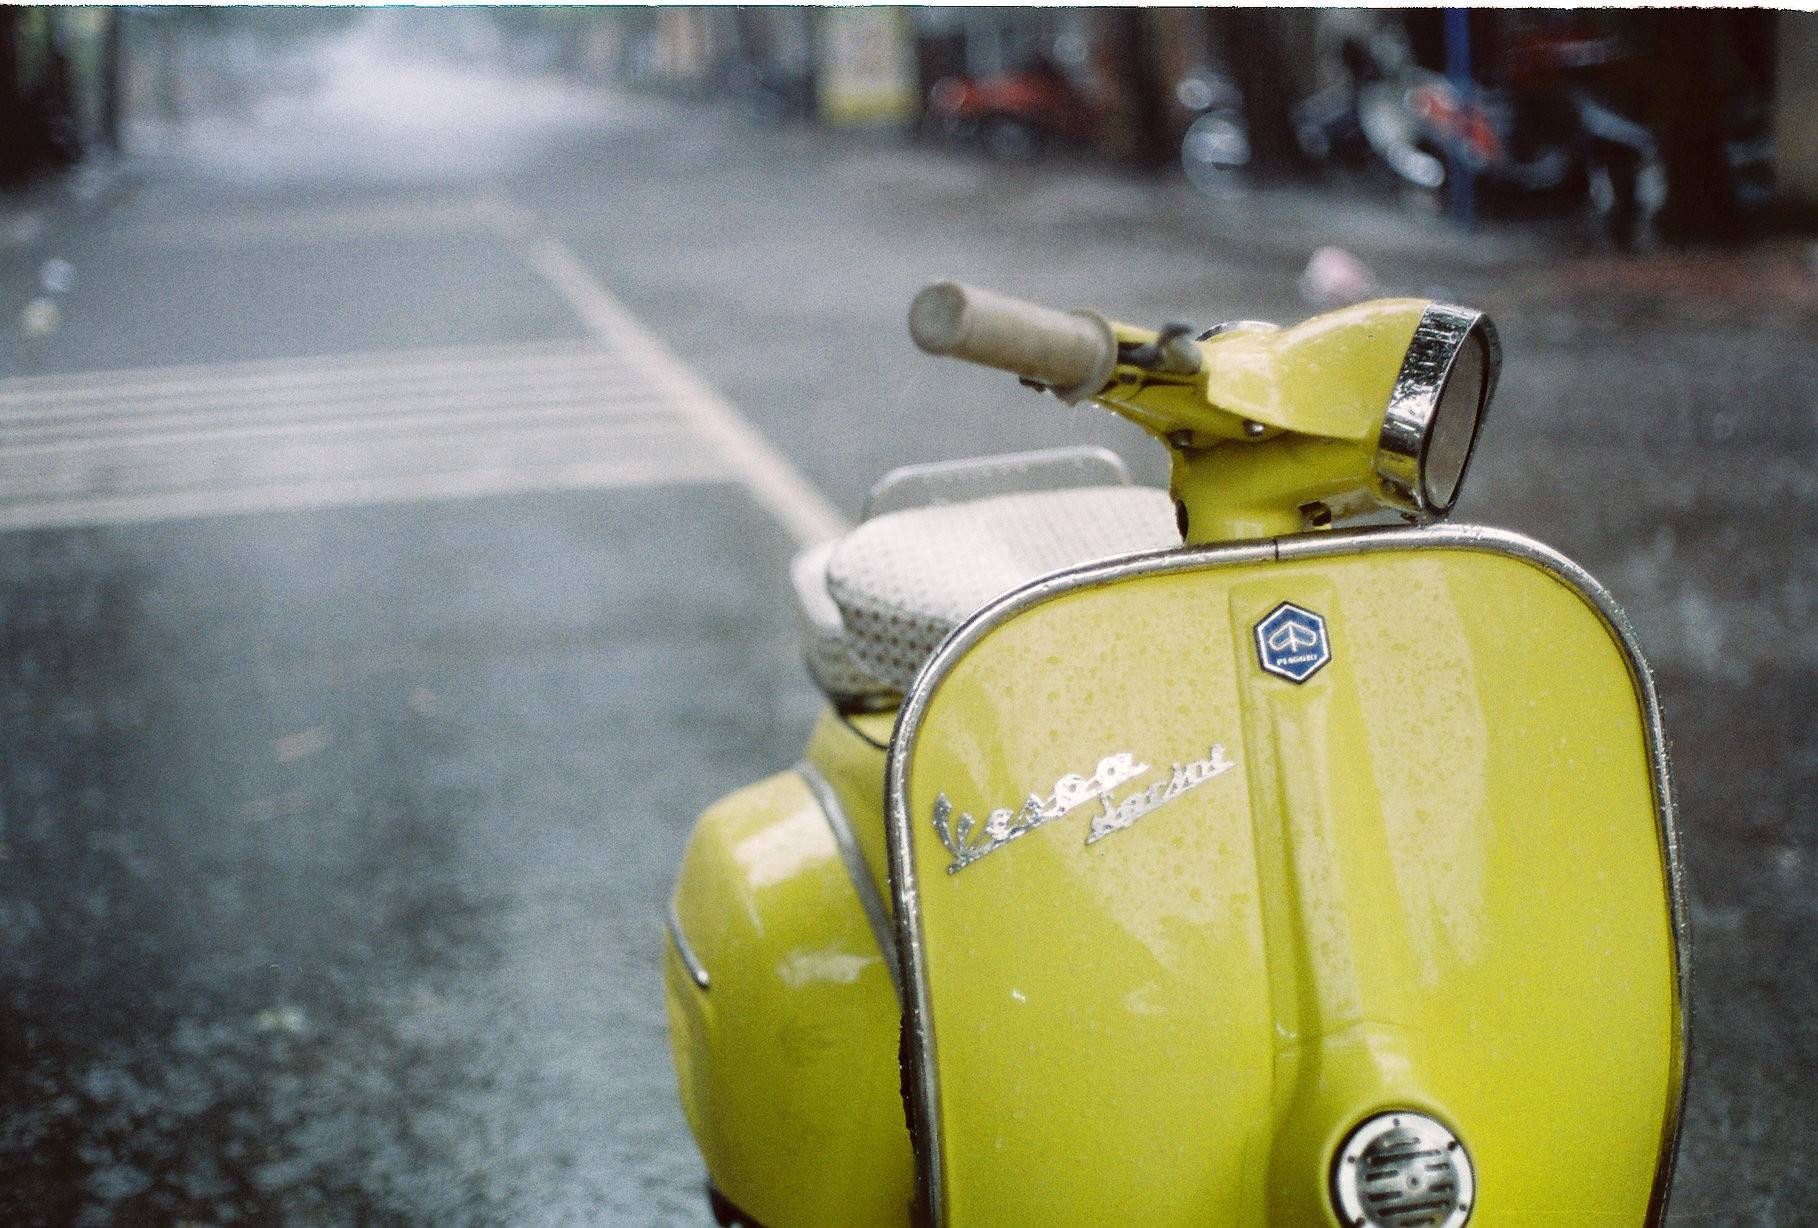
xmin=2 ymin=34 xmax=1816 ymax=1227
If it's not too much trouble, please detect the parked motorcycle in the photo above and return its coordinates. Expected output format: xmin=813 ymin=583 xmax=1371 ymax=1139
xmin=1299 ymin=21 xmax=1661 ymax=247
xmin=921 ymin=56 xmax=1092 ymax=160
xmin=666 ymin=282 xmax=1688 ymax=1225
xmin=1305 ymin=25 xmax=1575 ymax=211
xmin=1293 ymin=25 xmax=1448 ymax=194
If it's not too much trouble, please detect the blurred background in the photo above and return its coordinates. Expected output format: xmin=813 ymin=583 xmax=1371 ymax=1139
xmin=0 ymin=5 xmax=1812 ymax=1224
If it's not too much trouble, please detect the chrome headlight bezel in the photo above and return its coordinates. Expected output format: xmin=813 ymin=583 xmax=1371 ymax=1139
xmin=1375 ymin=303 xmax=1502 ymax=519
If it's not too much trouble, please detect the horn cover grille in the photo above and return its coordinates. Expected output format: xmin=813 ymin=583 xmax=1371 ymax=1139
xmin=1332 ymin=1111 xmax=1474 ymax=1228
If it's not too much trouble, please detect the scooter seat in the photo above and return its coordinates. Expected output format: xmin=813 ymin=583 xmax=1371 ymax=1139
xmin=823 ymin=486 xmax=1179 ymax=693
xmin=791 ymin=538 xmax=897 ymax=703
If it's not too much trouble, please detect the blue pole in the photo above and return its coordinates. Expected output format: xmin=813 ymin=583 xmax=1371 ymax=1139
xmin=1443 ymin=8 xmax=1475 ymax=228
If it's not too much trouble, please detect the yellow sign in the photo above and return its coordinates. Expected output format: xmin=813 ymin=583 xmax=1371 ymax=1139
xmin=818 ymin=8 xmax=916 ymax=127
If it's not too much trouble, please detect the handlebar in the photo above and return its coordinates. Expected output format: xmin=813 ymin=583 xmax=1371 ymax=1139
xmin=908 ymin=281 xmax=1118 ymax=404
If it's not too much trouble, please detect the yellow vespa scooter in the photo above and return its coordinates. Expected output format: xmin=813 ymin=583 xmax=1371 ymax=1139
xmin=665 ymin=283 xmax=1687 ymax=1227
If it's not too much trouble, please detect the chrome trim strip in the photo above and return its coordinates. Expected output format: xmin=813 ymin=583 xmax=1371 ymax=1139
xmin=885 ymin=524 xmax=1688 ymax=1226
xmin=666 ymin=898 xmax=709 ymax=992
xmin=799 ymin=761 xmax=903 ymax=1000
xmin=1375 ymin=304 xmax=1502 ymax=518
xmin=862 ymin=444 xmax=1133 ymax=520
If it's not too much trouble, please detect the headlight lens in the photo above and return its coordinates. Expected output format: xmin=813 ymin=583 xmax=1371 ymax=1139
xmin=1375 ymin=304 xmax=1500 ymax=518
xmin=1423 ymin=332 xmax=1486 ymax=509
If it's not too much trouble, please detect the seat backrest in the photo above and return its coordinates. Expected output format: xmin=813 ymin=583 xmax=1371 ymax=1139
xmin=862 ymin=445 xmax=1131 ymax=519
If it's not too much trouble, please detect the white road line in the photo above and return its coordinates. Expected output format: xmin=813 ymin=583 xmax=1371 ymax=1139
xmin=0 ymin=336 xmax=735 ymax=527
xmin=0 ymin=397 xmax=675 ymax=457
xmin=0 ymin=454 xmax=727 ymax=532
xmin=0 ymin=418 xmax=705 ymax=501
xmin=0 ymin=340 xmax=624 ymax=408
xmin=0 ymin=336 xmax=594 ymax=390
xmin=1 ymin=373 xmax=660 ymax=437
xmin=0 ymin=360 xmax=641 ymax=419
xmin=523 ymin=235 xmax=850 ymax=546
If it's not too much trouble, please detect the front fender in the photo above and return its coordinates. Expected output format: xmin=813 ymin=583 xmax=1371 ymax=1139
xmin=667 ymin=765 xmax=912 ymax=1227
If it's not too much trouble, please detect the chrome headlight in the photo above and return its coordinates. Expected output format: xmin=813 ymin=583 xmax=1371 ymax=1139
xmin=1375 ymin=304 xmax=1501 ymax=519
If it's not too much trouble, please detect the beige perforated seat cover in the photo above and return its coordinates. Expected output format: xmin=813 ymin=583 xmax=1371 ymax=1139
xmin=823 ymin=486 xmax=1179 ymax=692
xmin=791 ymin=540 xmax=895 ymax=702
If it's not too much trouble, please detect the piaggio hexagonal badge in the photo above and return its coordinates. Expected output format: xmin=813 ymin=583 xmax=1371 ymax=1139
xmin=1254 ymin=602 xmax=1330 ymax=683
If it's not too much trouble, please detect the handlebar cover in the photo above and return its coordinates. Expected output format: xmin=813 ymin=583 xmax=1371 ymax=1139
xmin=909 ymin=281 xmax=1118 ymax=405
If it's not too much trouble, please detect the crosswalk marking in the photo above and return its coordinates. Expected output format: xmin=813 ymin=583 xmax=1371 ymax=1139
xmin=5 ymin=190 xmax=852 ymax=542
xmin=0 ymin=338 xmax=625 ymax=404
xmin=1 ymin=376 xmax=658 ymax=442
xmin=3 ymin=397 xmax=670 ymax=454
xmin=0 ymin=340 xmax=729 ymax=530
xmin=0 ymin=451 xmax=724 ymax=530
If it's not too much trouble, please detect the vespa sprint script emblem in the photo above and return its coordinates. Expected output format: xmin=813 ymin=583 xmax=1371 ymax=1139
xmin=932 ymin=745 xmax=1236 ymax=874
xmin=1255 ymin=602 xmax=1331 ymax=683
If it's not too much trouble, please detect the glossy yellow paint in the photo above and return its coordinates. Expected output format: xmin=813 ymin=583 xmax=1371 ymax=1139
xmin=806 ymin=708 xmax=898 ymax=909
xmin=1102 ymin=299 xmax=1425 ymax=443
xmin=901 ymin=545 xmax=1680 ymax=1225
xmin=665 ymin=733 xmax=908 ymax=1228
xmin=1097 ymin=299 xmax=1429 ymax=541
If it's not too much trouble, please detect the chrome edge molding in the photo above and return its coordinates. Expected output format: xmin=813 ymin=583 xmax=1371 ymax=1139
xmin=1375 ymin=304 xmax=1502 ymax=518
xmin=798 ymin=760 xmax=903 ymax=1000
xmin=665 ymin=897 xmax=709 ymax=992
xmin=885 ymin=523 xmax=1688 ymax=1227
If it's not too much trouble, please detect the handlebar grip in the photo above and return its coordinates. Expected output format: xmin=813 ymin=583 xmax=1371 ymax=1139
xmin=909 ymin=281 xmax=1117 ymax=404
